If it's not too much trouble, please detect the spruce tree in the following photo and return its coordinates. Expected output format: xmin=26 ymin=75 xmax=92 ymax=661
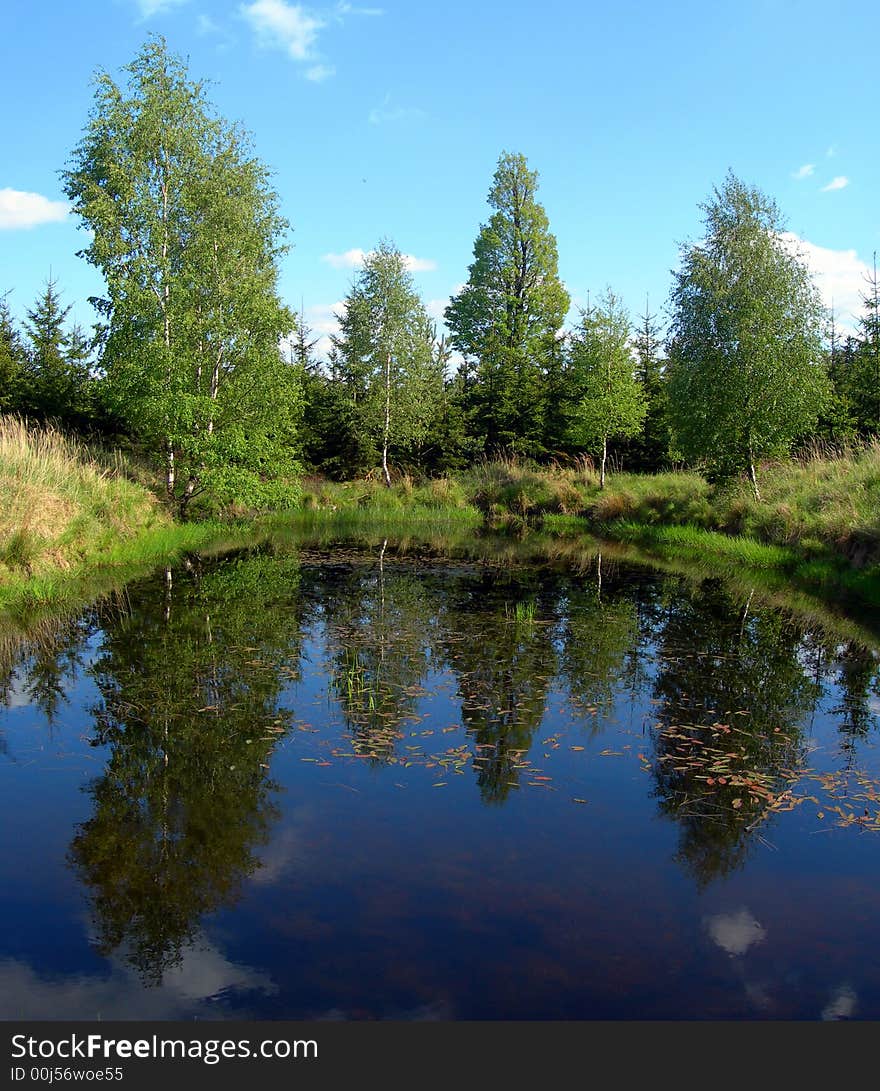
xmin=445 ymin=151 xmax=569 ymax=456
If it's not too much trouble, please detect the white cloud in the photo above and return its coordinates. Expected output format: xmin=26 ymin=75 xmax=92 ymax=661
xmin=305 ymin=63 xmax=335 ymax=81
xmin=705 ymin=909 xmax=766 ymax=957
xmin=306 ymin=300 xmax=346 ymax=331
xmin=0 ymin=188 xmax=69 ymax=230
xmin=779 ymin=232 xmax=873 ymax=327
xmin=322 ymin=248 xmax=368 ymax=269
xmin=241 ymin=0 xmax=324 ymax=60
xmin=406 ymin=255 xmax=435 ymax=272
xmin=322 ymin=248 xmax=436 ymax=272
xmin=280 ymin=300 xmax=347 ymax=361
xmin=242 ymin=0 xmax=381 ymax=76
xmin=792 ymin=163 xmax=814 ymax=180
xmin=403 ymin=254 xmax=436 ymax=272
xmin=821 ymin=176 xmax=849 ymax=192
xmin=335 ymin=2 xmax=383 ymax=14
xmin=197 ymin=13 xmax=220 ymax=33
xmin=135 ymin=0 xmax=189 ymax=16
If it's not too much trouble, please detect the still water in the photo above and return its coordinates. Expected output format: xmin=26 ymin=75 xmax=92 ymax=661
xmin=2 ymin=542 xmax=880 ymax=1019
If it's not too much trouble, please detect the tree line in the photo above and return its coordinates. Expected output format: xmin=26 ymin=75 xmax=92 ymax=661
xmin=2 ymin=36 xmax=879 ymax=511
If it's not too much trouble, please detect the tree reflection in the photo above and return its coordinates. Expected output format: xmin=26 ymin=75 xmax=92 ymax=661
xmin=0 ymin=612 xmax=98 ymax=727
xmin=648 ymin=581 xmax=822 ymax=885
xmin=319 ymin=547 xmax=437 ymax=762
xmin=439 ymin=572 xmax=557 ymax=803
xmin=832 ymin=641 xmax=880 ymax=763
xmin=69 ymin=550 xmax=305 ymax=985
xmin=559 ymin=558 xmax=644 ymax=729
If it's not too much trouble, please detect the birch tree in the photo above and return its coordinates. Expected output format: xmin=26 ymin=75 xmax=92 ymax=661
xmin=568 ymin=291 xmax=646 ymax=488
xmin=666 ymin=173 xmax=828 ymax=498
xmin=62 ymin=36 xmax=299 ymax=512
xmin=331 ymin=241 xmax=442 ymax=485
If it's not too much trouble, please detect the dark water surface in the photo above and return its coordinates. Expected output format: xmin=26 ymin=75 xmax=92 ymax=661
xmin=2 ymin=542 xmax=880 ymax=1020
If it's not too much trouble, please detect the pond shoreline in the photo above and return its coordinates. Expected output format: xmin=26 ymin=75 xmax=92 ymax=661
xmin=3 ymin=450 xmax=880 ymax=650
xmin=5 ymin=504 xmax=879 ymax=654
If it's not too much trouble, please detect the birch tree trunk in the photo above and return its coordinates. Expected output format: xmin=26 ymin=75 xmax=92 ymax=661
xmin=382 ymin=351 xmax=392 ymax=487
xmin=600 ymin=434 xmax=607 ymax=489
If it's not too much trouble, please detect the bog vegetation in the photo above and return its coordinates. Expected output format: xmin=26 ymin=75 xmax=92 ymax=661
xmin=2 ymin=36 xmax=879 ymax=588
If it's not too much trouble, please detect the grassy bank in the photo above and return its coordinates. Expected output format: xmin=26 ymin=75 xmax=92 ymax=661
xmin=0 ymin=418 xmax=256 ymax=614
xmin=299 ymin=444 xmax=880 ymax=604
xmin=4 ymin=414 xmax=880 ymax=624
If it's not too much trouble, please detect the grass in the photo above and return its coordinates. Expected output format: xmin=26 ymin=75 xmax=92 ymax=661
xmin=301 ymin=443 xmax=880 ymax=572
xmin=0 ymin=416 xmax=260 ymax=616
xmin=296 ymin=444 xmax=880 ymax=614
xmin=0 ymin=416 xmax=170 ymax=577
xmin=4 ymin=415 xmax=880 ymax=632
xmin=504 ymin=599 xmax=537 ymax=626
xmin=299 ymin=473 xmax=478 ymax=516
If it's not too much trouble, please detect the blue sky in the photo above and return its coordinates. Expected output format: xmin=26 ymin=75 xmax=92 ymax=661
xmin=1 ymin=0 xmax=878 ymax=357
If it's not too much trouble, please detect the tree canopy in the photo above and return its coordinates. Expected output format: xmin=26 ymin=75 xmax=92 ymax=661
xmin=567 ymin=290 xmax=647 ymax=486
xmin=330 ymin=240 xmax=443 ymax=484
xmin=445 ymin=151 xmax=569 ymax=455
xmin=666 ymin=172 xmax=829 ymax=496
xmin=62 ymin=35 xmax=300 ymax=513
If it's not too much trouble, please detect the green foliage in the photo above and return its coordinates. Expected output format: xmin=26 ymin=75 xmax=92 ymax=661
xmin=626 ymin=301 xmax=672 ymax=469
xmin=567 ymin=290 xmax=647 ymax=483
xmin=504 ymin=599 xmax=536 ymax=626
xmin=330 ymin=240 xmax=444 ymax=482
xmin=667 ymin=173 xmax=830 ymax=492
xmin=0 ymin=297 xmax=26 ymax=414
xmin=19 ymin=278 xmax=98 ymax=430
xmin=62 ymin=36 xmax=300 ymax=513
xmin=842 ymin=255 xmax=880 ymax=435
xmin=445 ymin=151 xmax=569 ymax=455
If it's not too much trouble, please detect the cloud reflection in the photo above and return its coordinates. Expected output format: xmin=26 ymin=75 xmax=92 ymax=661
xmin=0 ymin=937 xmax=276 ymax=1020
xmin=705 ymin=909 xmax=767 ymax=957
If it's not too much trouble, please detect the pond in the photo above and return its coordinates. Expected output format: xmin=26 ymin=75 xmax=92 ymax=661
xmin=2 ymin=538 xmax=880 ymax=1020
